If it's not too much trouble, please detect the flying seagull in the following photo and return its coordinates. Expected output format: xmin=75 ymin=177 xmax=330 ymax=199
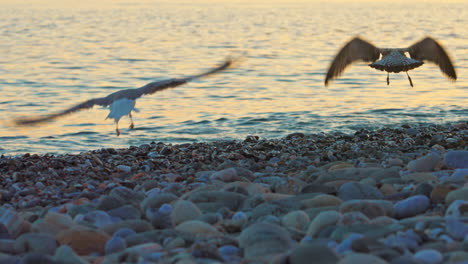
xmin=14 ymin=58 xmax=234 ymax=136
xmin=324 ymin=36 xmax=457 ymax=87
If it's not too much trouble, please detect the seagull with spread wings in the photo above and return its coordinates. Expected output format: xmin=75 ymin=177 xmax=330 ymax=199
xmin=324 ymin=36 xmax=457 ymax=87
xmin=14 ymin=58 xmax=234 ymax=136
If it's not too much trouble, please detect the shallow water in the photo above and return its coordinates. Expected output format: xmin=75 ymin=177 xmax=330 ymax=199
xmin=1 ymin=0 xmax=467 ymax=154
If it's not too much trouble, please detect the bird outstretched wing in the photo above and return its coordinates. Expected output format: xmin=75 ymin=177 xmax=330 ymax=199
xmin=14 ymin=58 xmax=235 ymax=126
xmin=325 ymin=37 xmax=381 ymax=86
xmin=408 ymin=37 xmax=457 ymax=80
xmin=14 ymin=97 xmax=109 ymax=125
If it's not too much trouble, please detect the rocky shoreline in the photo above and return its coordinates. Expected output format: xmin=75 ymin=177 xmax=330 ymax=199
xmin=0 ymin=123 xmax=467 ymax=264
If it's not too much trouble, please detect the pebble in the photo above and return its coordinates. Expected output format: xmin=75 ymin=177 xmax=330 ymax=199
xmin=174 ymin=220 xmax=221 ymax=237
xmin=413 ymin=249 xmax=443 ymax=264
xmin=57 ymin=228 xmax=110 ymax=255
xmin=105 ymin=236 xmax=127 ymax=254
xmin=288 ymin=244 xmax=339 ymax=264
xmin=171 ymin=200 xmax=202 ymax=225
xmin=407 ymin=152 xmax=441 ymax=172
xmin=444 ymin=150 xmax=468 ymax=169
xmin=281 ymin=210 xmax=310 ymax=231
xmin=239 ymin=222 xmax=293 ymax=259
xmin=338 ymin=253 xmax=388 ymax=264
xmin=394 ymin=195 xmax=430 ymax=219
xmin=338 ymin=182 xmax=384 ymax=201
xmin=0 ymin=124 xmax=465 ymax=263
xmin=445 ymin=187 xmax=468 ymax=205
xmin=306 ymin=210 xmax=342 ymax=237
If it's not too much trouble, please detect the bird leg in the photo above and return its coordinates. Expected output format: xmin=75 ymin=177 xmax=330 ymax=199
xmin=129 ymin=113 xmax=135 ymax=129
xmin=387 ymin=72 xmax=390 ymax=86
xmin=406 ymin=72 xmax=414 ymax=87
xmin=115 ymin=121 xmax=120 ymax=136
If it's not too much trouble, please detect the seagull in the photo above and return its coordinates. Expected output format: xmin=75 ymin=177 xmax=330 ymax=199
xmin=14 ymin=58 xmax=235 ymax=136
xmin=324 ymin=36 xmax=457 ymax=87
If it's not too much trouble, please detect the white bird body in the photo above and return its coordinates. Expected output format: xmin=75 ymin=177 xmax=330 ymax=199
xmin=106 ymin=98 xmax=139 ymax=123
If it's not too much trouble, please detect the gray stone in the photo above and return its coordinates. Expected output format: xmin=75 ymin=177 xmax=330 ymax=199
xmin=14 ymin=233 xmax=57 ymax=255
xmin=444 ymin=151 xmax=468 ymax=169
xmin=338 ymin=182 xmax=384 ymax=201
xmin=239 ymin=222 xmax=293 ymax=259
xmin=407 ymin=153 xmax=441 ymax=172
xmin=288 ymin=244 xmax=338 ymax=264
xmin=394 ymin=195 xmax=430 ymax=219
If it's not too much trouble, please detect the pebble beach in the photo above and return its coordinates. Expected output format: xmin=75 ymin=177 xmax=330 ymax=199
xmin=0 ymin=123 xmax=467 ymax=264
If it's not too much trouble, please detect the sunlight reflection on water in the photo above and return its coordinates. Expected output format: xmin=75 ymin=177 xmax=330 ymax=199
xmin=0 ymin=1 xmax=467 ymax=154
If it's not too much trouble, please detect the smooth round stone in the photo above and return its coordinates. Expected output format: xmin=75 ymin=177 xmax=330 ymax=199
xmin=108 ymin=186 xmax=145 ymax=207
xmin=239 ymin=222 xmax=293 ymax=259
xmin=448 ymin=251 xmax=468 ymax=263
xmin=338 ymin=182 xmax=384 ymax=201
xmin=288 ymin=244 xmax=338 ymax=264
xmin=163 ymin=237 xmax=185 ymax=249
xmin=281 ymin=210 xmax=310 ymax=231
xmin=232 ymin=211 xmax=248 ymax=221
xmin=105 ymin=236 xmax=127 ymax=255
xmin=338 ymin=253 xmax=388 ymax=264
xmin=146 ymin=206 xmax=173 ymax=229
xmin=339 ymin=200 xmax=394 ymax=219
xmin=300 ymin=183 xmax=336 ymax=194
xmin=57 ymin=228 xmax=111 ymax=255
xmin=412 ymin=182 xmax=434 ymax=198
xmin=386 ymin=158 xmax=404 ymax=167
xmin=141 ymin=193 xmax=177 ymax=212
xmin=446 ymin=200 xmax=468 ymax=217
xmin=171 ymin=200 xmax=202 ymax=226
xmin=32 ymin=212 xmax=75 ymax=235
xmin=444 ymin=151 xmax=468 ymax=169
xmin=394 ymin=195 xmax=430 ymax=219
xmin=336 ymin=233 xmax=364 ymax=254
xmin=414 ymin=249 xmax=443 ymax=264
xmin=175 ymin=220 xmax=221 ymax=237
xmin=302 ymin=194 xmax=342 ymax=208
xmin=97 ymin=196 xmax=125 ymax=211
xmin=116 ymin=243 xmax=163 ymax=262
xmin=339 ymin=211 xmax=370 ymax=226
xmin=446 ymin=218 xmax=468 ymax=241
xmin=116 ymin=165 xmax=131 ymax=173
xmin=370 ymin=216 xmax=398 ymax=226
xmin=449 ymin=168 xmax=468 ymax=182
xmin=306 ymin=211 xmax=342 ymax=237
xmin=407 ymin=153 xmax=441 ymax=172
xmin=14 ymin=233 xmax=57 ymax=255
xmin=210 ymin=168 xmax=241 ymax=182
xmin=431 ymin=184 xmax=457 ymax=204
xmin=445 ymin=187 xmax=468 ymax=205
xmin=19 ymin=252 xmax=57 ymax=264
xmin=403 ymin=173 xmax=438 ymax=183
xmin=218 ymin=245 xmax=240 ymax=262
xmin=53 ymin=245 xmax=87 ymax=264
xmin=82 ymin=210 xmax=114 ymax=227
xmin=0 ymin=239 xmax=15 ymax=254
xmin=0 ymin=207 xmax=25 ymax=238
xmin=186 ymin=191 xmax=247 ymax=211
xmin=113 ymin=227 xmax=137 ymax=238
xmin=107 ymin=205 xmax=141 ymax=220
xmin=101 ymin=220 xmax=152 ymax=235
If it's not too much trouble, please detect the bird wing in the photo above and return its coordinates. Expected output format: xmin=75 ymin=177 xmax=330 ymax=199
xmin=408 ymin=37 xmax=457 ymax=80
xmin=129 ymin=57 xmax=234 ymax=99
xmin=325 ymin=37 xmax=381 ymax=86
xmin=14 ymin=97 xmax=109 ymax=125
xmin=13 ymin=58 xmax=235 ymax=126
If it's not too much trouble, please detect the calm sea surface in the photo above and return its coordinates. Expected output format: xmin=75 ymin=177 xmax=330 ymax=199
xmin=1 ymin=0 xmax=467 ymax=154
